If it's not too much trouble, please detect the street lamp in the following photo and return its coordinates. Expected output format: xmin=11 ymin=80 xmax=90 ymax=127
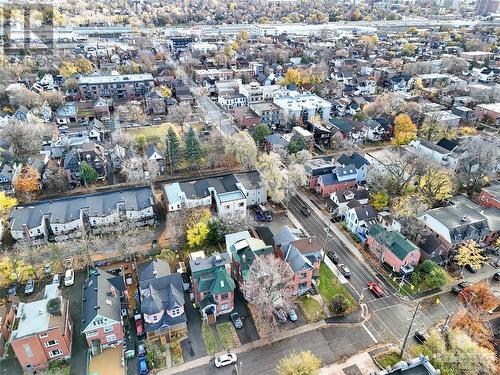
xmin=233 ymin=361 xmax=242 ymax=375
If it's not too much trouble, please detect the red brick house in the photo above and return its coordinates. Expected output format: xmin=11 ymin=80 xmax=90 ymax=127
xmin=189 ymin=253 xmax=236 ymax=323
xmin=478 ymin=182 xmax=500 ymax=209
xmin=81 ymin=270 xmax=124 ymax=355
xmin=10 ymin=285 xmax=72 ymax=372
xmin=315 ymin=165 xmax=357 ymax=196
xmin=0 ymin=296 xmax=19 ymax=358
xmin=367 ymin=224 xmax=421 ymax=272
xmin=232 ymin=107 xmax=261 ymax=129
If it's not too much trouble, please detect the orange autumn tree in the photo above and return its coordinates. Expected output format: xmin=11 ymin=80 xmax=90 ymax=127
xmin=459 ymin=283 xmax=499 ymax=313
xmin=13 ymin=165 xmax=40 ymax=202
xmin=451 ymin=310 xmax=495 ymax=351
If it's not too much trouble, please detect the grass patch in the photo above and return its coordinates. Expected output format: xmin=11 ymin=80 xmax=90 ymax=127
xmin=318 ymin=263 xmax=357 ymax=314
xmin=170 ymin=340 xmax=183 ymax=366
xmin=201 ymin=322 xmax=217 ymax=355
xmin=298 ymin=295 xmax=327 ymax=322
xmin=125 ymin=124 xmax=170 ymax=144
xmin=374 ymin=351 xmax=401 ymax=369
xmin=216 ymin=322 xmax=240 ymax=350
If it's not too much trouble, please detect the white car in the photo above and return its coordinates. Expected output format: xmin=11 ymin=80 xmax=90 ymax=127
xmin=52 ymin=274 xmax=60 ymax=287
xmin=64 ymin=269 xmax=74 ymax=287
xmin=214 ymin=353 xmax=237 ymax=368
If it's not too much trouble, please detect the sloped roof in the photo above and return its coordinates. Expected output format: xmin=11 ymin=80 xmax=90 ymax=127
xmin=369 ymin=224 xmax=418 ymax=261
xmin=210 ymin=268 xmax=236 ymax=295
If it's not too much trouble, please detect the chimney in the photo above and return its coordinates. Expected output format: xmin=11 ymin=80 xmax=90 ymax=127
xmin=242 ymin=254 xmax=246 ymax=262
xmin=461 ymin=216 xmax=467 ymax=222
xmin=308 ymin=238 xmax=312 ymax=244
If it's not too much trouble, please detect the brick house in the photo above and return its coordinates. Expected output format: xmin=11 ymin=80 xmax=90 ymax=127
xmin=81 ymin=270 xmax=124 ymax=356
xmin=10 ymin=285 xmax=72 ymax=373
xmin=367 ymin=224 xmax=421 ymax=272
xmin=227 ymin=236 xmax=274 ymax=285
xmin=0 ymin=297 xmax=19 ymax=358
xmin=190 ymin=253 xmax=236 ymax=324
xmin=232 ymin=107 xmax=261 ymax=129
xmin=478 ymin=181 xmax=500 ymax=209
xmin=315 ymin=165 xmax=357 ymax=196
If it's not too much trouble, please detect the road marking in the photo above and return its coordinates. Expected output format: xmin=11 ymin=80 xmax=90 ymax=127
xmin=362 ymin=323 xmax=378 ymax=343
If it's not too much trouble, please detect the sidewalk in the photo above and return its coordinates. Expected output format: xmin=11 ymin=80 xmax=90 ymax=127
xmin=157 ymin=321 xmax=326 ymax=375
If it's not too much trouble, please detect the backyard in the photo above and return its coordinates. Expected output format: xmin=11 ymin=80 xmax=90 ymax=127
xmin=318 ymin=263 xmax=357 ymax=315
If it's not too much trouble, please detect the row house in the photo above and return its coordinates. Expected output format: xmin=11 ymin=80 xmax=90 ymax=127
xmin=190 ymin=253 xmax=236 ymax=324
xmin=478 ymin=181 xmax=500 ymax=209
xmin=194 ymin=69 xmax=234 ymax=83
xmin=315 ymin=165 xmax=358 ymax=196
xmin=218 ymin=93 xmax=247 ymax=110
xmin=163 ymin=171 xmax=267 ymax=219
xmin=81 ymin=270 xmax=125 ymax=356
xmin=9 ymin=187 xmax=155 ymax=244
xmin=239 ymin=82 xmax=281 ymax=104
xmin=10 ymin=285 xmax=72 ymax=373
xmin=0 ymin=297 xmax=19 ymax=358
xmin=475 ymin=103 xmax=500 ymax=126
xmin=78 ymin=73 xmax=154 ymax=101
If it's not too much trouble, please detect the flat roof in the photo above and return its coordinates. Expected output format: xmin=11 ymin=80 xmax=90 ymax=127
xmin=79 ymin=73 xmax=154 ymax=85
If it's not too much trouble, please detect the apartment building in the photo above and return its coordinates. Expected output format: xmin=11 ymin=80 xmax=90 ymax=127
xmin=10 ymin=285 xmax=72 ymax=373
xmin=239 ymin=82 xmax=281 ymax=104
xmin=273 ymin=91 xmax=331 ymax=123
xmin=9 ymin=187 xmax=155 ymax=244
xmin=78 ymin=73 xmax=154 ymax=100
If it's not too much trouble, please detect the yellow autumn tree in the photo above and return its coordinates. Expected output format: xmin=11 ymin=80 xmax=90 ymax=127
xmin=0 ymin=192 xmax=17 ymax=217
xmin=187 ymin=221 xmax=209 ymax=247
xmin=393 ymin=113 xmax=417 ymax=145
xmin=455 ymin=240 xmax=488 ymax=270
xmin=158 ymin=86 xmax=172 ymax=98
xmin=418 ymin=167 xmax=454 ymax=206
xmin=13 ymin=165 xmax=40 ymax=201
xmin=280 ymin=68 xmax=303 ymax=86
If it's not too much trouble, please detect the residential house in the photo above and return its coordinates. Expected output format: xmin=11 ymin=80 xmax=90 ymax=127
xmin=475 ymin=103 xmax=500 ymax=125
xmin=81 ymin=142 xmax=107 ymax=179
xmin=81 ymin=270 xmax=124 ymax=355
xmin=9 ymin=285 xmax=72 ymax=373
xmin=451 ymin=106 xmax=475 ymax=124
xmin=146 ymin=144 xmax=165 ymax=176
xmin=174 ymin=85 xmax=195 ymax=105
xmin=329 ymin=188 xmax=369 ymax=218
xmin=354 ymin=78 xmax=377 ymax=95
xmin=218 ymin=93 xmax=247 ymax=110
xmin=78 ymin=73 xmax=154 ymax=100
xmin=418 ymin=235 xmax=450 ymax=265
xmin=315 ymin=165 xmax=357 ymax=196
xmin=345 ymin=204 xmax=377 ymax=241
xmin=367 ymin=224 xmax=420 ymax=273
xmin=145 ymin=91 xmax=166 ymax=115
xmin=478 ymin=181 xmax=500 ymax=209
xmin=232 ymin=107 xmax=261 ymax=129
xmin=305 ymin=120 xmax=332 ymax=149
xmin=0 ymin=163 xmax=22 ymax=194
xmin=227 ymin=236 xmax=274 ymax=285
xmin=92 ymin=97 xmax=112 ymax=119
xmin=55 ymin=102 xmax=78 ymax=125
xmin=377 ymin=356 xmax=440 ymax=375
xmin=190 ymin=253 xmax=236 ymax=323
xmin=388 ymin=75 xmax=413 ymax=92
xmin=409 ymin=139 xmax=459 ymax=170
xmin=9 ymin=186 xmax=155 ymax=244
xmin=163 ymin=171 xmax=266 ymax=217
xmin=138 ymin=259 xmax=187 ymax=342
xmin=330 ymin=118 xmax=364 ymax=143
xmin=420 ymin=198 xmax=491 ymax=249
xmin=264 ymin=133 xmax=290 ymax=155
xmin=337 ymin=152 xmax=370 ymax=182
xmin=63 ymin=150 xmax=80 ymax=183
xmin=0 ymin=297 xmax=19 ymax=358
xmin=250 ymin=102 xmax=281 ymax=126
xmin=304 ymin=158 xmax=336 ymax=189
xmin=424 ymin=110 xmax=461 ymax=128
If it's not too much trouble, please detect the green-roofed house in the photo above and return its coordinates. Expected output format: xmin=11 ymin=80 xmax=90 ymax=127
xmin=228 ymin=237 xmax=274 ymax=285
xmin=366 ymin=224 xmax=421 ymax=273
xmin=190 ymin=253 xmax=236 ymax=323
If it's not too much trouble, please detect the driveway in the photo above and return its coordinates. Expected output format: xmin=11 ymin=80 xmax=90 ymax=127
xmin=182 ymin=292 xmax=207 ymax=362
xmin=217 ymin=291 xmax=259 ymax=345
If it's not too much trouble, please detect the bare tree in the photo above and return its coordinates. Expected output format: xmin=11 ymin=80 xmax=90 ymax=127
xmin=167 ymin=102 xmax=192 ymax=127
xmin=241 ymin=254 xmax=296 ymax=338
xmin=44 ymin=164 xmax=67 ymax=192
xmin=7 ymin=86 xmax=41 ymax=109
xmin=2 ymin=118 xmax=49 ymax=158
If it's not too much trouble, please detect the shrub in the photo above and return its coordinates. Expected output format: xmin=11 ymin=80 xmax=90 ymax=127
xmin=331 ymin=294 xmax=349 ymax=315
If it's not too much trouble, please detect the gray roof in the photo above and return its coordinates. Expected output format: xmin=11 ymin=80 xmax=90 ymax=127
xmin=274 ymin=225 xmax=301 ymax=247
xmin=79 ymin=73 xmax=153 ymax=85
xmin=189 ymin=252 xmax=231 ymax=274
xmin=82 ymin=269 xmax=122 ymax=333
xmin=9 ymin=186 xmax=154 ymax=231
xmin=353 ymin=204 xmax=377 ymax=221
xmin=137 ymin=259 xmax=171 ymax=283
xmin=337 ymin=152 xmax=369 ymax=169
xmin=233 ymin=170 xmax=263 ymax=190
xmin=283 ymin=244 xmax=313 ymax=273
xmin=482 ymin=181 xmax=500 ymax=198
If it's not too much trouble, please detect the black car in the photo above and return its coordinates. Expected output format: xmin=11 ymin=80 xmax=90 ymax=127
xmin=299 ymin=206 xmax=311 ymax=216
xmin=7 ymin=283 xmax=18 ymax=297
xmin=274 ymin=308 xmax=287 ymax=324
xmin=326 ymin=250 xmax=339 ymax=264
xmin=493 ymin=272 xmax=500 ymax=281
xmin=464 ymin=264 xmax=478 ymax=273
xmin=451 ymin=281 xmax=471 ymax=294
xmin=414 ymin=330 xmax=428 ymax=344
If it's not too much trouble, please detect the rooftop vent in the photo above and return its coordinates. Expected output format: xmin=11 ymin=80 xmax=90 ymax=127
xmin=461 ymin=216 xmax=468 ymax=222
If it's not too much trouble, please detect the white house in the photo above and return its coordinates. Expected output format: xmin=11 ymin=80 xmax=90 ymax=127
xmin=409 ymin=139 xmax=459 ymax=170
xmin=218 ymin=93 xmax=247 ymax=110
xmin=330 ymin=188 xmax=369 ymax=218
xmin=344 ymin=204 xmax=377 ymax=240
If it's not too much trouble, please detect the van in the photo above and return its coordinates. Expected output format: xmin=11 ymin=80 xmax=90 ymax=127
xmin=64 ymin=269 xmax=74 ymax=287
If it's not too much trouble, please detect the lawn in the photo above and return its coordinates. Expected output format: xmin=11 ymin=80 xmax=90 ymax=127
xmin=125 ymin=124 xmax=171 ymax=144
xmin=374 ymin=351 xmax=401 ymax=368
xmin=216 ymin=322 xmax=240 ymax=350
xmin=201 ymin=322 xmax=217 ymax=355
xmin=318 ymin=263 xmax=357 ymax=314
xmin=298 ymin=295 xmax=327 ymax=322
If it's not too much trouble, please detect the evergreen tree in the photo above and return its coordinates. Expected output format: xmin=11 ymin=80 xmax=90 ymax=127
xmin=166 ymin=127 xmax=181 ymax=174
xmin=79 ymin=161 xmax=98 ymax=187
xmin=184 ymin=126 xmax=202 ymax=169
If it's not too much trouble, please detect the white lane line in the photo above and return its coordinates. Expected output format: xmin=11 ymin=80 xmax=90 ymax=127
xmin=362 ymin=323 xmax=378 ymax=344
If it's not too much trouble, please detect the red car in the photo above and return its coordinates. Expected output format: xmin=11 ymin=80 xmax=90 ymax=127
xmin=134 ymin=313 xmax=145 ymax=337
xmin=368 ymin=281 xmax=384 ymax=298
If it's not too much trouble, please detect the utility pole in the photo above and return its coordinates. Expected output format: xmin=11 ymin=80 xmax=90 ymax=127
xmin=400 ymin=300 xmax=420 ymax=358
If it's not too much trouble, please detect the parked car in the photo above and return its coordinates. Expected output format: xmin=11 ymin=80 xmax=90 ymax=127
xmin=7 ymin=283 xmax=18 ymax=297
xmin=135 ymin=314 xmax=145 ymax=337
xmin=52 ymin=274 xmax=60 ymax=287
xmin=493 ymin=272 xmax=500 ymax=281
xmin=65 ymin=258 xmax=73 ymax=269
xmin=138 ymin=356 xmax=149 ymax=374
xmin=326 ymin=250 xmax=339 ymax=264
xmin=299 ymin=206 xmax=311 ymax=217
xmin=274 ymin=308 xmax=287 ymax=324
xmin=125 ymin=273 xmax=133 ymax=286
xmin=214 ymin=353 xmax=237 ymax=368
xmin=24 ymin=278 xmax=35 ymax=295
xmin=367 ymin=281 xmax=384 ymax=298
xmin=451 ymin=281 xmax=471 ymax=294
xmin=464 ymin=264 xmax=478 ymax=273
xmin=414 ymin=330 xmax=429 ymax=344
xmin=64 ymin=269 xmax=74 ymax=287
xmin=138 ymin=343 xmax=147 ymax=357
xmin=288 ymin=308 xmax=297 ymax=322
xmin=338 ymin=263 xmax=351 ymax=278
xmin=44 ymin=263 xmax=51 ymax=275
xmin=230 ymin=312 xmax=243 ymax=329
xmin=255 ymin=209 xmax=266 ymax=222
